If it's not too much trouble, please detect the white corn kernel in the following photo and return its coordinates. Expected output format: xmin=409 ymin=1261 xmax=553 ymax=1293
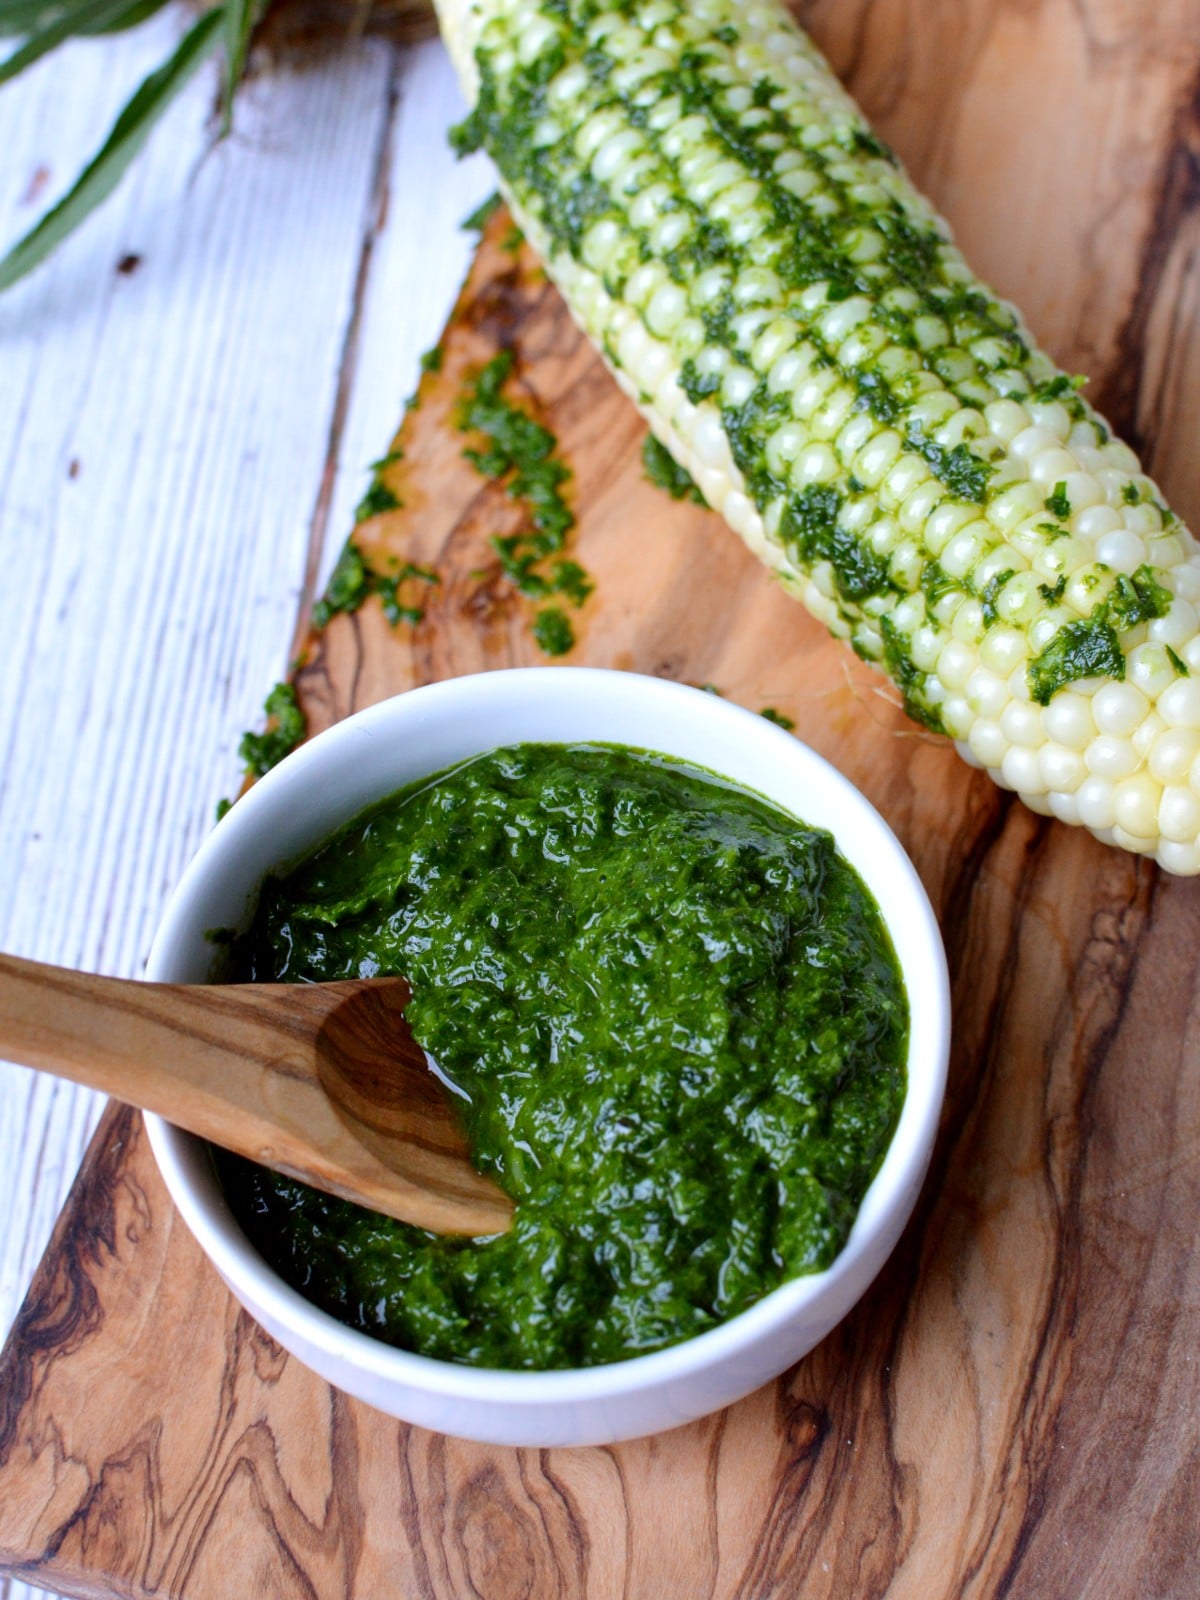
xmin=1010 ymin=426 xmax=1060 ymax=462
xmin=1095 ymin=529 xmax=1148 ymax=573
xmin=1074 ymin=505 xmax=1122 ymax=541
xmin=1047 ymin=791 xmax=1081 ymax=826
xmin=1091 ymin=682 xmax=1150 ymax=738
xmin=1149 ymin=599 xmax=1199 ymax=649
xmin=1127 ymin=644 xmax=1179 ymax=700
xmin=797 ymin=442 xmax=838 ymax=485
xmin=941 ymin=695 xmax=972 ymax=738
xmin=1158 ymin=677 xmax=1200 ymax=728
xmin=1112 ymin=773 xmax=1162 ymax=839
xmin=1002 ymin=746 xmax=1045 ymax=794
xmin=1159 ymin=785 xmax=1200 ymax=844
xmin=1085 ymin=736 xmax=1139 ymax=780
xmin=1076 ymin=777 xmax=1116 ymax=830
xmin=1149 ymin=728 xmax=1200 ymax=784
xmin=936 ymin=640 xmax=974 ymax=692
xmin=941 ymin=525 xmax=988 ymax=580
xmin=1111 ymin=824 xmax=1157 ymax=855
xmin=1043 ymin=691 xmax=1095 ymax=750
xmin=1000 ymin=700 xmax=1045 ymax=749
xmin=965 ymin=667 xmax=1008 ymax=718
xmin=1158 ymin=838 xmax=1200 ymax=873
xmin=978 ymin=626 xmax=1026 ymax=674
xmin=1132 ymin=710 xmax=1166 ymax=760
xmin=1029 ymin=449 xmax=1080 ymax=487
xmin=1040 ymin=743 xmax=1086 ymax=793
xmin=952 ymin=598 xmax=985 ymax=644
xmin=968 ymin=718 xmax=1006 ymax=768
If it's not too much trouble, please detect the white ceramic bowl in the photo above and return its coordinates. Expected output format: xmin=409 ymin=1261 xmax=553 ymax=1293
xmin=146 ymin=668 xmax=949 ymax=1447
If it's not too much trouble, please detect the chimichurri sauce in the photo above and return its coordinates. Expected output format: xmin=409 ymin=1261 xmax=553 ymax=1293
xmin=222 ymin=743 xmax=908 ymax=1370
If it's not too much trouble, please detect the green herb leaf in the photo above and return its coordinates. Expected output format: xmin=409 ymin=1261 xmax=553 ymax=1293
xmin=1028 ymin=619 xmax=1124 ymax=705
xmin=222 ymin=0 xmax=258 ymax=133
xmin=0 ymin=0 xmax=91 ymax=36
xmin=1166 ymin=645 xmax=1190 ymax=678
xmin=1044 ymin=481 xmax=1071 ymax=520
xmin=239 ymin=682 xmax=306 ymax=778
xmin=85 ymin=0 xmax=171 ymax=34
xmin=461 ymin=191 xmax=502 ymax=232
xmin=0 ymin=7 xmax=222 ymax=292
xmin=760 ymin=707 xmax=795 ymax=730
xmin=532 ymin=605 xmax=574 ymax=656
xmin=456 ymin=351 xmax=592 ymax=652
xmin=0 ymin=0 xmax=161 ymax=78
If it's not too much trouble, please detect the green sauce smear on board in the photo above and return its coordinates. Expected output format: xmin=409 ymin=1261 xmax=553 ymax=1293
xmin=222 ymin=742 xmax=908 ymax=1370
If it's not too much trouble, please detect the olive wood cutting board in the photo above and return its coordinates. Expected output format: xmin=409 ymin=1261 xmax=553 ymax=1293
xmin=3 ymin=3 xmax=1200 ymax=1594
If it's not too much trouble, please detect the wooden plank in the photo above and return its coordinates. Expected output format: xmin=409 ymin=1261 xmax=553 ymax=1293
xmin=0 ymin=0 xmax=397 ymax=1504
xmin=0 ymin=37 xmax=489 ymax=1600
xmin=3 ymin=1 xmax=1200 ymax=1596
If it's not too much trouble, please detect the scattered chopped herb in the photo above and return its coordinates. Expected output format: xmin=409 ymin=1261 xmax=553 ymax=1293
xmin=501 ymin=224 xmax=525 ymax=253
xmin=1106 ymin=565 xmax=1173 ymax=631
xmin=375 ymin=562 xmax=439 ymax=627
xmin=312 ymin=539 xmax=370 ymax=628
xmin=1032 ymin=374 xmax=1086 ymax=403
xmin=1166 ymin=645 xmax=1190 ymax=677
xmin=904 ymin=423 xmax=993 ymax=505
xmin=456 ymin=349 xmax=592 ymax=654
xmin=1044 ymin=482 xmax=1071 ymax=520
xmin=680 ymin=357 xmax=721 ymax=403
xmin=760 ymin=707 xmax=795 ymax=730
xmin=313 ymin=540 xmax=435 ymax=631
xmin=698 ymin=683 xmax=724 ymax=697
xmin=239 ymin=682 xmax=306 ymax=779
xmin=641 ymin=434 xmax=708 ymax=505
xmin=880 ymin=613 xmax=944 ymax=732
xmin=919 ymin=560 xmax=959 ymax=609
xmin=550 ymin=558 xmax=593 ymax=606
xmin=1037 ymin=521 xmax=1068 ymax=540
xmin=980 ymin=569 xmax=1015 ymax=628
xmin=532 ymin=605 xmax=574 ymax=655
xmin=449 ymin=107 xmax=485 ymax=158
xmin=1028 ymin=621 xmax=1124 ymax=706
xmin=215 ymin=796 xmax=232 ymax=823
xmin=782 ymin=484 xmax=890 ymax=603
xmin=420 ymin=345 xmax=444 ymax=374
xmin=461 ymin=190 xmax=502 ymax=232
xmin=1027 ymin=562 xmax=1172 ymax=703
xmin=355 ymin=481 xmax=402 ymax=523
xmin=1037 ymin=576 xmax=1067 ymax=605
xmin=1122 ymin=482 xmax=1142 ymax=506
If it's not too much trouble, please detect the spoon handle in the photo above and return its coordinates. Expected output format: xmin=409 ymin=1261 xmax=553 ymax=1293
xmin=0 ymin=954 xmax=510 ymax=1234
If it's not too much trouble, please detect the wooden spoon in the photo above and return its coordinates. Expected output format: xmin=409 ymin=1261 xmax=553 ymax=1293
xmin=0 ymin=953 xmax=513 ymax=1236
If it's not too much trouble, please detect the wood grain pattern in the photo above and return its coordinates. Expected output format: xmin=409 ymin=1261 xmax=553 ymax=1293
xmin=2 ymin=4 xmax=1200 ymax=1597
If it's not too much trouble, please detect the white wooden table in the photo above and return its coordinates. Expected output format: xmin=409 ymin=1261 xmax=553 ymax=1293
xmin=0 ymin=22 xmax=491 ymax=1599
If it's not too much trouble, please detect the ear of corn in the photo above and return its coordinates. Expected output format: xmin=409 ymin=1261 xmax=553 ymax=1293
xmin=435 ymin=0 xmax=1200 ymax=873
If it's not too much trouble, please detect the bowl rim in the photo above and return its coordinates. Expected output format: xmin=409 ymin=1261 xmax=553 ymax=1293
xmin=146 ymin=667 xmax=950 ymax=1404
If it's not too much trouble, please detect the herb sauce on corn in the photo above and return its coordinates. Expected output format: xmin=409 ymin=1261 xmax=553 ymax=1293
xmin=438 ymin=0 xmax=1200 ymax=872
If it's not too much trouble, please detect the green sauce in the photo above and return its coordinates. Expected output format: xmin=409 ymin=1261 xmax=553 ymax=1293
xmin=223 ymin=743 xmax=908 ymax=1370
